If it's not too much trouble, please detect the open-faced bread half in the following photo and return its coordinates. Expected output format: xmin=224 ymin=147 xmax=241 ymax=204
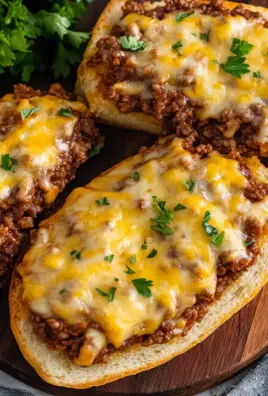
xmin=76 ymin=0 xmax=268 ymax=156
xmin=10 ymin=136 xmax=268 ymax=388
xmin=0 ymin=84 xmax=101 ymax=284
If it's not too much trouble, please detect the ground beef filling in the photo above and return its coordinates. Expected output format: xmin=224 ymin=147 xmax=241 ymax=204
xmin=123 ymin=0 xmax=268 ymax=28
xmin=0 ymin=85 xmax=101 ymax=280
xmin=30 ymin=152 xmax=266 ymax=364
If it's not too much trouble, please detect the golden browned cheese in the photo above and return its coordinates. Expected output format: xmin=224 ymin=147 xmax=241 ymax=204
xmin=18 ymin=137 xmax=268 ymax=365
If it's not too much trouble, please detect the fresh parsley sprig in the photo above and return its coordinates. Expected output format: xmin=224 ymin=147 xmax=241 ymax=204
xmin=202 ymin=210 xmax=225 ymax=248
xmin=132 ymin=278 xmax=153 ymax=297
xmin=150 ymin=196 xmax=174 ymax=235
xmin=220 ymin=38 xmax=253 ymax=79
xmin=120 ymin=36 xmax=146 ymax=52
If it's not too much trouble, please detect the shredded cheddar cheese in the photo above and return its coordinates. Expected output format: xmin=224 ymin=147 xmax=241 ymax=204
xmin=18 ymin=137 xmax=268 ymax=365
xmin=0 ymin=94 xmax=86 ymax=203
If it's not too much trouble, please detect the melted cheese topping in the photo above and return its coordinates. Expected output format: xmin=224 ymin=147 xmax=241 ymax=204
xmin=18 ymin=137 xmax=268 ymax=364
xmin=0 ymin=94 xmax=86 ymax=203
xmin=117 ymin=9 xmax=268 ymax=150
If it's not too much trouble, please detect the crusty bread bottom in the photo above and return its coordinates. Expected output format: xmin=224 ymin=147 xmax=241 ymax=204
xmin=9 ymin=241 xmax=268 ymax=389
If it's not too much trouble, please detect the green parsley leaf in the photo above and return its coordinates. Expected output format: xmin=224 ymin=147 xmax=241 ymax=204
xmin=171 ymin=40 xmax=183 ymax=53
xmin=66 ymin=31 xmax=90 ymax=48
xmin=21 ymin=107 xmax=39 ymax=120
xmin=36 ymin=11 xmax=70 ymax=40
xmin=176 ymin=11 xmax=194 ymax=23
xmin=133 ymin=171 xmax=140 ymax=182
xmin=96 ymin=197 xmax=110 ymax=206
xmin=120 ymin=36 xmax=146 ymax=52
xmin=231 ymin=38 xmax=253 ymax=57
xmin=147 ymin=249 xmax=158 ymax=258
xmin=174 ymin=203 xmax=186 ymax=211
xmin=108 ymin=287 xmax=117 ymax=302
xmin=253 ymin=71 xmax=261 ymax=78
xmin=151 ymin=224 xmax=173 ymax=235
xmin=200 ymin=31 xmax=209 ymax=41
xmin=57 ymin=108 xmax=72 ymax=117
xmin=129 ymin=254 xmax=136 ymax=264
xmin=213 ymin=59 xmax=219 ymax=64
xmin=211 ymin=231 xmax=225 ymax=248
xmin=184 ymin=179 xmax=195 ymax=194
xmin=104 ymin=254 xmax=114 ymax=263
xmin=132 ymin=278 xmax=153 ymax=297
xmin=0 ymin=32 xmax=15 ymax=67
xmin=191 ymin=32 xmax=197 ymax=37
xmin=244 ymin=239 xmax=255 ymax=247
xmin=151 ymin=196 xmax=174 ymax=235
xmin=59 ymin=289 xmax=66 ymax=295
xmin=125 ymin=265 xmax=136 ymax=274
xmin=220 ymin=56 xmax=250 ymax=79
xmin=141 ymin=241 xmax=147 ymax=250
xmin=202 ymin=211 xmax=224 ymax=247
xmin=96 ymin=288 xmax=108 ymax=297
xmin=70 ymin=250 xmax=82 ymax=260
xmin=1 ymin=154 xmax=17 ymax=171
xmin=114 ymin=277 xmax=119 ymax=281
xmin=52 ymin=42 xmax=81 ymax=79
xmin=89 ymin=144 xmax=102 ymax=158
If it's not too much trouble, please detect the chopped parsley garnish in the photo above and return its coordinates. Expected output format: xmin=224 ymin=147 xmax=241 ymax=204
xmin=220 ymin=38 xmax=253 ymax=79
xmin=104 ymin=254 xmax=114 ymax=263
xmin=213 ymin=59 xmax=219 ymax=65
xmin=176 ymin=10 xmax=194 ymax=23
xmin=96 ymin=287 xmax=117 ymax=302
xmin=125 ymin=265 xmax=136 ymax=274
xmin=70 ymin=250 xmax=82 ymax=260
xmin=211 ymin=232 xmax=225 ymax=248
xmin=89 ymin=144 xmax=102 ymax=158
xmin=132 ymin=278 xmax=153 ymax=297
xmin=191 ymin=32 xmax=197 ymax=37
xmin=57 ymin=108 xmax=72 ymax=117
xmin=133 ymin=171 xmax=140 ymax=182
xmin=171 ymin=40 xmax=183 ymax=53
xmin=184 ymin=179 xmax=195 ymax=194
xmin=220 ymin=56 xmax=250 ymax=79
xmin=120 ymin=36 xmax=146 ymax=52
xmin=59 ymin=289 xmax=66 ymax=295
xmin=114 ymin=277 xmax=119 ymax=282
xmin=244 ymin=239 xmax=255 ymax=247
xmin=1 ymin=154 xmax=17 ymax=171
xmin=95 ymin=197 xmax=110 ymax=206
xmin=108 ymin=287 xmax=117 ymax=302
xmin=174 ymin=203 xmax=186 ymax=211
xmin=253 ymin=71 xmax=261 ymax=78
xmin=21 ymin=107 xmax=39 ymax=120
xmin=200 ymin=31 xmax=209 ymax=41
xmin=231 ymin=38 xmax=253 ymax=57
xmin=147 ymin=249 xmax=158 ymax=258
xmin=202 ymin=210 xmax=225 ymax=248
xmin=141 ymin=241 xmax=147 ymax=250
xmin=151 ymin=196 xmax=174 ymax=235
xmin=96 ymin=288 xmax=108 ymax=297
xmin=129 ymin=254 xmax=136 ymax=264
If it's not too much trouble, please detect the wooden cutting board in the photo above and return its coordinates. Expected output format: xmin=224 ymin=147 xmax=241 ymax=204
xmin=0 ymin=0 xmax=268 ymax=395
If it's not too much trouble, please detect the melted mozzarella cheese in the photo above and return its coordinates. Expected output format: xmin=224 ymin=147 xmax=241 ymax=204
xmin=18 ymin=137 xmax=268 ymax=364
xmin=0 ymin=94 xmax=87 ymax=203
xmin=118 ymin=10 xmax=268 ymax=149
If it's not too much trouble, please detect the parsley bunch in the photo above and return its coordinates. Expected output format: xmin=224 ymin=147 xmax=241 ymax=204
xmin=0 ymin=0 xmax=93 ymax=82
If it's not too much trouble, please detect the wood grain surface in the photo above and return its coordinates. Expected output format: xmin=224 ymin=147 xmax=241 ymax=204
xmin=0 ymin=0 xmax=268 ymax=395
